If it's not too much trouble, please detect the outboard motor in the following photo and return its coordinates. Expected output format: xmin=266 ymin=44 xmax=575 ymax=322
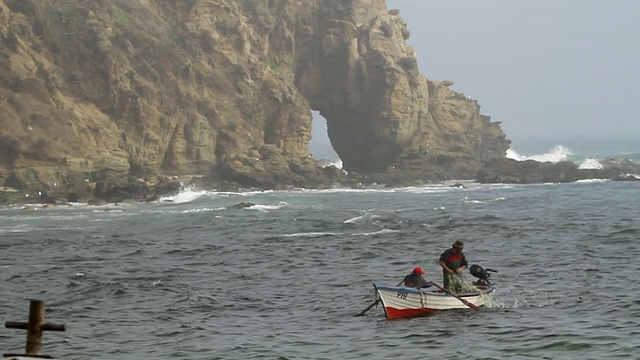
xmin=470 ymin=264 xmax=497 ymax=286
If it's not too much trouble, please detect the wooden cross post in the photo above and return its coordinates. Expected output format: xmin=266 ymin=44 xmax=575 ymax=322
xmin=4 ymin=300 xmax=66 ymax=358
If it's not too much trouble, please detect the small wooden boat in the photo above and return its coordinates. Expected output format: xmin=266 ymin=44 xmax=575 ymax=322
xmin=373 ymin=265 xmax=497 ymax=320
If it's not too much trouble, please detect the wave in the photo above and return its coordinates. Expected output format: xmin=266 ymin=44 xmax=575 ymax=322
xmin=575 ymin=179 xmax=610 ymax=184
xmin=578 ymin=159 xmax=603 ymax=169
xmin=317 ymin=158 xmax=344 ymax=169
xmin=246 ymin=202 xmax=288 ymax=211
xmin=352 ymin=228 xmax=399 ymax=236
xmin=506 ymin=145 xmax=572 ymax=163
xmin=507 ymin=144 xmax=639 ymax=168
xmin=159 ymin=186 xmax=208 ymax=203
xmin=157 ymin=184 xmax=275 ymax=204
xmin=343 ymin=213 xmax=381 ymax=224
xmin=280 ymin=231 xmax=342 ymax=238
xmin=461 ymin=196 xmax=506 ymax=204
xmin=180 ymin=207 xmax=225 ymax=213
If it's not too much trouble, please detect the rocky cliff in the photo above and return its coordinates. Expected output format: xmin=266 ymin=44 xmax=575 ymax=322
xmin=0 ymin=0 xmax=510 ymax=203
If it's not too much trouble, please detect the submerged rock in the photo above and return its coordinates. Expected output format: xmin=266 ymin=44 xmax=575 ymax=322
xmin=231 ymin=202 xmax=255 ymax=209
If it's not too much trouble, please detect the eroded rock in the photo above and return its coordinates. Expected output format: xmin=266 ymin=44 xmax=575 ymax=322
xmin=0 ymin=0 xmax=511 ymax=201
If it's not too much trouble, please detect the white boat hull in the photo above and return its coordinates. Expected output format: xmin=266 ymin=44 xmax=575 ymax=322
xmin=373 ymin=284 xmax=495 ymax=320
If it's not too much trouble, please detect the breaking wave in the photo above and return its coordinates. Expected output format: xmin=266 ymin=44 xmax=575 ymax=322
xmin=317 ymin=158 xmax=344 ymax=169
xmin=506 ymin=145 xmax=572 ymax=163
xmin=507 ymin=144 xmax=638 ymax=169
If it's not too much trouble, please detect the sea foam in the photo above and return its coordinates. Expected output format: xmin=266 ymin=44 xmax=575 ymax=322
xmin=507 ymin=145 xmax=572 ymax=163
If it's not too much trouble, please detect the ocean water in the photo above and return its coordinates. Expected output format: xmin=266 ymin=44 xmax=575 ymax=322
xmin=1 ymin=142 xmax=639 ymax=360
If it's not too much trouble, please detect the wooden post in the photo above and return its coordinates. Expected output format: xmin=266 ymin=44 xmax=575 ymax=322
xmin=4 ymin=299 xmax=65 ymax=358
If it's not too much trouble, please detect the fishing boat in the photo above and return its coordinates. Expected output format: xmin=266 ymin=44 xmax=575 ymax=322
xmin=372 ymin=265 xmax=497 ymax=320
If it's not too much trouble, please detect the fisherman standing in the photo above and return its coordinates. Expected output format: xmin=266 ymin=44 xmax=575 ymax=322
xmin=438 ymin=241 xmax=468 ymax=292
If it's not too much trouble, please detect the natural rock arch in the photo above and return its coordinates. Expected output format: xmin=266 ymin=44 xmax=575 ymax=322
xmin=293 ymin=1 xmax=509 ymax=175
xmin=0 ymin=0 xmax=510 ymax=200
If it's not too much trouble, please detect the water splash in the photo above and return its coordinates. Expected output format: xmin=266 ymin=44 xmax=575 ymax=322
xmin=507 ymin=145 xmax=572 ymax=163
xmin=159 ymin=185 xmax=208 ymax=203
xmin=246 ymin=202 xmax=288 ymax=211
xmin=578 ymin=159 xmax=604 ymax=169
xmin=317 ymin=158 xmax=344 ymax=169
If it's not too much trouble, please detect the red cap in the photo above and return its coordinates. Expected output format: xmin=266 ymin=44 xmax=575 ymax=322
xmin=413 ymin=267 xmax=425 ymax=275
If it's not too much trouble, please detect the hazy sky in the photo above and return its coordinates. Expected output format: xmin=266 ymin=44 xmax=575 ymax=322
xmin=387 ymin=0 xmax=640 ymax=142
xmin=310 ymin=1 xmax=639 ymax=157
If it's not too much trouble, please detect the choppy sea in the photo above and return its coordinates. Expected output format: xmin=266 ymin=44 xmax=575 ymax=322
xmin=1 ymin=140 xmax=639 ymax=359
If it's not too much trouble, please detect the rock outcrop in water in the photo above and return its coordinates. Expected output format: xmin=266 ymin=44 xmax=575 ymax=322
xmin=476 ymin=158 xmax=640 ymax=184
xmin=0 ymin=0 xmax=511 ymax=203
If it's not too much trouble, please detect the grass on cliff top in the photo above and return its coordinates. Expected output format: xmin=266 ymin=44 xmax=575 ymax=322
xmin=111 ymin=5 xmax=133 ymax=25
xmin=0 ymin=190 xmax=32 ymax=204
xmin=269 ymin=58 xmax=282 ymax=74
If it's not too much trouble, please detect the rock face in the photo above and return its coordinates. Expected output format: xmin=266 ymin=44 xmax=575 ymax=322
xmin=0 ymin=0 xmax=510 ymax=202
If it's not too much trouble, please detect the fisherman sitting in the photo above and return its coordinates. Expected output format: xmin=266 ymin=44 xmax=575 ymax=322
xmin=403 ymin=267 xmax=433 ymax=288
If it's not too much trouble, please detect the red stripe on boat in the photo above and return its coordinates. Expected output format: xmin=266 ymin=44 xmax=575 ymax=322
xmin=385 ymin=306 xmax=437 ymax=320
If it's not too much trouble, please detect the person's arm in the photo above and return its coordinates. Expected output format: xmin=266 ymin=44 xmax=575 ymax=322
xmin=439 ymin=251 xmax=454 ymax=273
xmin=439 ymin=260 xmax=453 ymax=274
xmin=402 ymin=274 xmax=411 ymax=286
xmin=457 ymin=253 xmax=468 ymax=272
xmin=416 ymin=275 xmax=432 ymax=288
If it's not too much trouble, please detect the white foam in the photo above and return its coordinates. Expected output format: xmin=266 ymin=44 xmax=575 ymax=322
xmin=298 ymin=185 xmax=460 ymax=195
xmin=353 ymin=228 xmax=399 ymax=236
xmin=0 ymin=228 xmax=33 ymax=234
xmin=344 ymin=215 xmax=366 ymax=224
xmin=343 ymin=213 xmax=380 ymax=224
xmin=317 ymin=159 xmax=344 ymax=169
xmin=578 ymin=158 xmax=604 ymax=169
xmin=462 ymin=196 xmax=506 ymax=204
xmin=507 ymin=145 xmax=572 ymax=163
xmin=181 ymin=207 xmax=225 ymax=213
xmin=159 ymin=187 xmax=208 ymax=203
xmin=215 ymin=190 xmax=274 ymax=196
xmin=247 ymin=203 xmax=287 ymax=211
xmin=575 ymin=178 xmax=610 ymax=183
xmin=281 ymin=231 xmax=341 ymax=238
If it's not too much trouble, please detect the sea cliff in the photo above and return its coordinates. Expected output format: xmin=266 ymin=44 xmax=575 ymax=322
xmin=1 ymin=0 xmax=512 ymax=204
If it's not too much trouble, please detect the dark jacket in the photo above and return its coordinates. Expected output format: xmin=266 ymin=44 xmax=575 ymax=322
xmin=439 ymin=248 xmax=468 ymax=275
xmin=403 ymin=273 xmax=433 ymax=288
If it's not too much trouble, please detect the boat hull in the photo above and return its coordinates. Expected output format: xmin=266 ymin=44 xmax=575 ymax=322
xmin=373 ymin=283 xmax=495 ymax=320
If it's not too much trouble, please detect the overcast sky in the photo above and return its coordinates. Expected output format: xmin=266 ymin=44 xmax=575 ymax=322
xmin=386 ymin=0 xmax=640 ymax=144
